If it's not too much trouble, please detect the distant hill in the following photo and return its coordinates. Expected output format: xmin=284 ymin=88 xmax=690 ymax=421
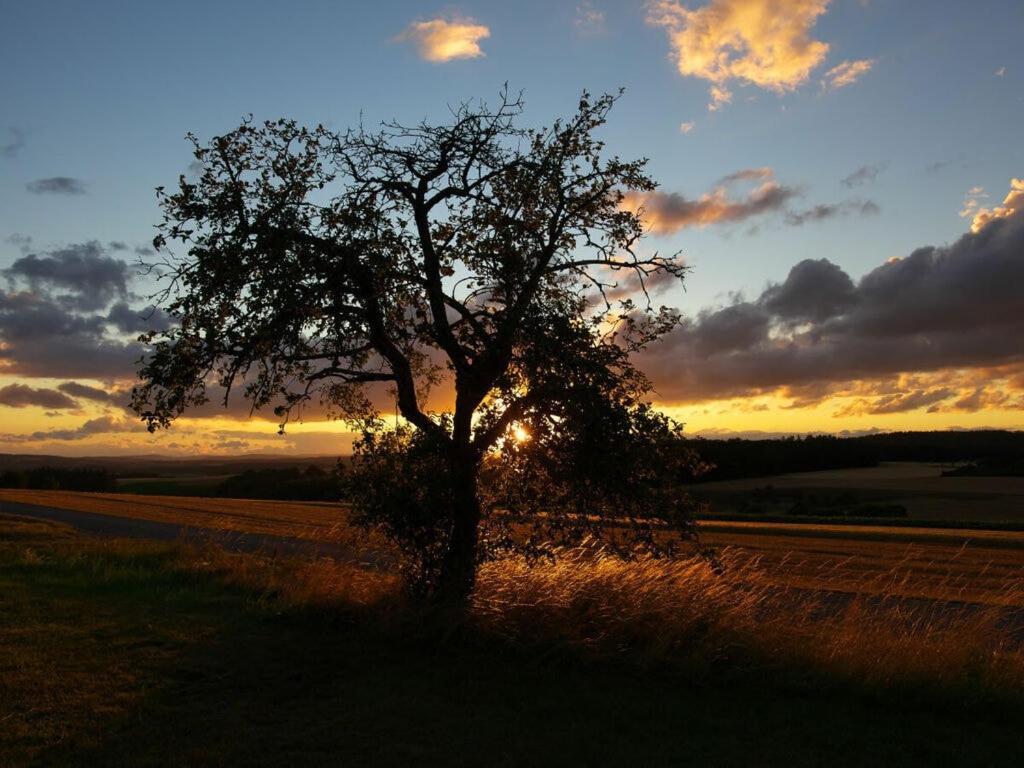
xmin=2 ymin=430 xmax=1022 ymax=492
xmin=684 ymin=429 xmax=1024 ymax=482
xmin=0 ymin=453 xmax=342 ymax=477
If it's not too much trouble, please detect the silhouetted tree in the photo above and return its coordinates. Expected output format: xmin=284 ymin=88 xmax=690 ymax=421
xmin=133 ymin=89 xmax=699 ymax=600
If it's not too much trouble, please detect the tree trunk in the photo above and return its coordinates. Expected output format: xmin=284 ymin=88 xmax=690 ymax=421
xmin=434 ymin=456 xmax=482 ymax=605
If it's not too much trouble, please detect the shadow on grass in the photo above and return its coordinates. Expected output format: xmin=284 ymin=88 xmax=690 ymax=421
xmin=2 ymin=517 xmax=1022 ymax=767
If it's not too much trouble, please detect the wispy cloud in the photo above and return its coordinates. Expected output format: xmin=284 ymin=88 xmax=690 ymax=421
xmin=785 ymin=198 xmax=879 ymax=226
xmin=995 ymin=66 xmax=1006 ymax=77
xmin=2 ymin=127 xmax=26 ymax=159
xmin=841 ymin=164 xmax=884 ymax=188
xmin=821 ymin=58 xmax=874 ymax=90
xmin=678 ymin=120 xmax=695 ymax=134
xmin=621 ymin=168 xmax=797 ymax=234
xmin=623 ymin=167 xmax=877 ymax=234
xmin=26 ymin=176 xmax=86 ymax=195
xmin=574 ymin=1 xmax=606 ymax=36
xmin=647 ymin=0 xmax=832 ymax=111
xmin=398 ymin=17 xmax=490 ymax=62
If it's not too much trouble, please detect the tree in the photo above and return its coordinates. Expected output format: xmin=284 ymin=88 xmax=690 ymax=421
xmin=132 ymin=89 xmax=700 ymax=601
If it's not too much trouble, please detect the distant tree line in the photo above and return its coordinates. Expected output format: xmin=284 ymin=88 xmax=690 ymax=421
xmin=215 ymin=465 xmax=341 ymax=501
xmin=685 ymin=430 xmax=1024 ymax=482
xmin=0 ymin=467 xmax=118 ymax=492
xmin=683 ymin=436 xmax=878 ymax=482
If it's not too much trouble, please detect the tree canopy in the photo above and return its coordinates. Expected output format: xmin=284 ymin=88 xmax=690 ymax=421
xmin=133 ymin=90 xmax=702 ymax=599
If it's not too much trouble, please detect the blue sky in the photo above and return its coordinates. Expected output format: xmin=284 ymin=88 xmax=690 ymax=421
xmin=1 ymin=0 xmax=1022 ymax=452
xmin=3 ymin=0 xmax=1019 ymax=305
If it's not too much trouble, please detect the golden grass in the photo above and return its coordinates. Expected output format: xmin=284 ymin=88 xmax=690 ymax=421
xmin=4 ymin=517 xmax=1024 ymax=702
xmin=146 ymin=535 xmax=1024 ymax=696
xmin=4 ymin=490 xmax=1024 ymax=696
xmin=471 ymin=546 xmax=1024 ymax=693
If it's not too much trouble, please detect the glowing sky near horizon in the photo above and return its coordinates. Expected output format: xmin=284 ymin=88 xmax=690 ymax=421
xmin=0 ymin=0 xmax=1022 ymax=456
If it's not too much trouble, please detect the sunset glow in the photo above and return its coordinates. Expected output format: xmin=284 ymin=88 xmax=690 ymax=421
xmin=1 ymin=0 xmax=1021 ymax=456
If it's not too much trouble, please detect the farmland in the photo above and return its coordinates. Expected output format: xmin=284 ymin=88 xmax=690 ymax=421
xmin=694 ymin=461 xmax=1024 ymax=525
xmin=3 ymin=513 xmax=1024 ymax=767
xmin=3 ymin=470 xmax=1024 ymax=766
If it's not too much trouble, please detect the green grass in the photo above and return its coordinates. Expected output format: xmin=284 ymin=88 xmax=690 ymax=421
xmin=2 ymin=515 xmax=1023 ymax=767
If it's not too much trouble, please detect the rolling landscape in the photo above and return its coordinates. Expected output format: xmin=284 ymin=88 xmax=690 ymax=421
xmin=3 ymin=1 xmax=1023 ymax=765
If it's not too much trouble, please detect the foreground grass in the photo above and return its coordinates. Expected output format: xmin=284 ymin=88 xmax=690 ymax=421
xmin=2 ymin=515 xmax=1024 ymax=767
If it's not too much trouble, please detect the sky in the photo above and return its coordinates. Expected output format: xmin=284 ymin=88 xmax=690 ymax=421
xmin=0 ymin=0 xmax=1022 ymax=455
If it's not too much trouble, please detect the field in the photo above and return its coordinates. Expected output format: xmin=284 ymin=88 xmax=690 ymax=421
xmin=694 ymin=462 xmax=1024 ymax=524
xmin=3 ymin=477 xmax=1024 ymax=765
xmin=3 ymin=484 xmax=1024 ymax=606
xmin=3 ymin=514 xmax=1024 ymax=767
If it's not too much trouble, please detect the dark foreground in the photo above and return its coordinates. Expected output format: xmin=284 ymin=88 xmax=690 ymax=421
xmin=2 ymin=515 xmax=1022 ymax=768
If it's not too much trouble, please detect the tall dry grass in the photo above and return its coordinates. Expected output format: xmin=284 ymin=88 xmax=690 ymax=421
xmin=471 ymin=546 xmax=1024 ymax=694
xmin=27 ymin=520 xmax=1023 ymax=697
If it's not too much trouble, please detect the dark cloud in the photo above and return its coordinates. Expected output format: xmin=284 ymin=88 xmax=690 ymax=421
xmin=107 ymin=302 xmax=175 ymax=334
xmin=835 ymin=388 xmax=955 ymax=416
xmin=639 ymin=204 xmax=1024 ymax=404
xmin=24 ymin=416 xmax=146 ymax=442
xmin=26 ymin=176 xmax=87 ymax=195
xmin=841 ymin=164 xmax=884 ymax=188
xmin=760 ymin=258 xmax=858 ymax=323
xmin=2 ymin=127 xmax=26 ymax=159
xmin=0 ymin=383 xmax=78 ymax=409
xmin=785 ymin=198 xmax=879 ymax=226
xmin=689 ymin=303 xmax=770 ymax=355
xmin=57 ymin=381 xmax=117 ymax=403
xmin=4 ymin=241 xmax=131 ymax=310
xmin=0 ymin=243 xmax=150 ymax=379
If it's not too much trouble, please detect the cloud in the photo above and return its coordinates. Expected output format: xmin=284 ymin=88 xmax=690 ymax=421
xmin=841 ymin=164 xmax=884 ymax=188
xmin=621 ymin=168 xmax=798 ymax=234
xmin=57 ymin=381 xmax=119 ymax=403
xmin=0 ymin=240 xmax=159 ymax=379
xmin=622 ymin=168 xmax=875 ymax=235
xmin=398 ymin=17 xmax=490 ymax=62
xmin=0 ymin=383 xmax=79 ymax=410
xmin=3 ymin=241 xmax=132 ymax=311
xmin=821 ymin=58 xmax=874 ymax=90
xmin=637 ymin=198 xmax=1024 ymax=406
xmin=995 ymin=66 xmax=1006 ymax=77
xmin=647 ymin=0 xmax=831 ymax=110
xmin=834 ymin=388 xmax=954 ymax=416
xmin=26 ymin=176 xmax=87 ymax=195
xmin=926 ymin=159 xmax=954 ymax=174
xmin=574 ymin=1 xmax=606 ymax=35
xmin=107 ymin=302 xmax=175 ymax=334
xmin=966 ymin=178 xmax=1023 ymax=234
xmin=2 ymin=127 xmax=26 ymax=159
xmin=760 ymin=258 xmax=857 ymax=323
xmin=784 ymin=198 xmax=879 ymax=225
xmin=679 ymin=120 xmax=695 ymax=134
xmin=21 ymin=416 xmax=147 ymax=442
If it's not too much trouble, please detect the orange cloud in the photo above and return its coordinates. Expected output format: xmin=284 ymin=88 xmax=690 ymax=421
xmin=968 ymin=178 xmax=1024 ymax=233
xmin=821 ymin=58 xmax=874 ymax=90
xmin=647 ymin=0 xmax=831 ymax=110
xmin=398 ymin=17 xmax=490 ymax=62
xmin=621 ymin=168 xmax=796 ymax=234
